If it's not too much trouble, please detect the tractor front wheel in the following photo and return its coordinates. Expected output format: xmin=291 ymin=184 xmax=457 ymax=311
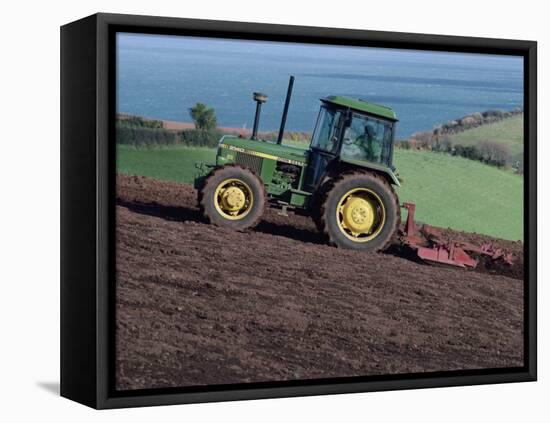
xmin=317 ymin=172 xmax=400 ymax=251
xmin=199 ymin=165 xmax=266 ymax=230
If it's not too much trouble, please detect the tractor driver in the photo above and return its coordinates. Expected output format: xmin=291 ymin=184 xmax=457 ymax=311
xmin=354 ymin=124 xmax=380 ymax=162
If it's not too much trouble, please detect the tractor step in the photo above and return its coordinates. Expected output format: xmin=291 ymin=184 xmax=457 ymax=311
xmin=398 ymin=202 xmax=513 ymax=269
xmin=276 ymin=201 xmax=292 ymax=216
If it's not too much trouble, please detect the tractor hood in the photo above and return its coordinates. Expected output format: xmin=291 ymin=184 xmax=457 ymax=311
xmin=219 ymin=136 xmax=308 ymax=166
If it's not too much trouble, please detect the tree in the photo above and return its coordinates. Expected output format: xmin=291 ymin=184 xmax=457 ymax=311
xmin=189 ymin=103 xmax=217 ymax=131
xmin=478 ymin=141 xmax=510 ymax=167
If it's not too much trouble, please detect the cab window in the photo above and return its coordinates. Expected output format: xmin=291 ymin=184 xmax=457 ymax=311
xmin=341 ymin=113 xmax=393 ymax=164
xmin=310 ymin=107 xmax=343 ymax=154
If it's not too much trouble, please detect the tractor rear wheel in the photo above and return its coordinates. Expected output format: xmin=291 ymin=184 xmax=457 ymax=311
xmin=317 ymin=172 xmax=400 ymax=251
xmin=199 ymin=165 xmax=266 ymax=230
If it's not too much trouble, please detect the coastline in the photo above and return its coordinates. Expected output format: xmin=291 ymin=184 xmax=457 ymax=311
xmin=118 ymin=113 xmax=253 ymax=136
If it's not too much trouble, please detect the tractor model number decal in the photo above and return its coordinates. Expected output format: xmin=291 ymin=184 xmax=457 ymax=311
xmin=221 ymin=144 xmax=304 ymax=166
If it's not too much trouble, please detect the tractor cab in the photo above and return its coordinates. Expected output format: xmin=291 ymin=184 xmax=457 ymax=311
xmin=304 ymin=96 xmax=398 ymax=191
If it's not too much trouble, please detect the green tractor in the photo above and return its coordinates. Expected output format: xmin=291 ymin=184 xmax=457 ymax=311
xmin=195 ymin=76 xmax=401 ymax=251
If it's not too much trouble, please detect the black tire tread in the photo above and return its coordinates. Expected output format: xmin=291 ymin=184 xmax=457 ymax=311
xmin=198 ymin=164 xmax=266 ymax=230
xmin=316 ymin=171 xmax=400 ymax=251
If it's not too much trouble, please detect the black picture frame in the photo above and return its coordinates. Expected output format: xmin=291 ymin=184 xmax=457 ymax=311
xmin=60 ymin=12 xmax=537 ymax=409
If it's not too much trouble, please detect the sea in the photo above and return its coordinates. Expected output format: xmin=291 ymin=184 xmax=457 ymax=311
xmin=116 ymin=33 xmax=524 ymax=139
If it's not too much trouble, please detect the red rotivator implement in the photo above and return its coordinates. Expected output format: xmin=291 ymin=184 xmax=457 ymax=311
xmin=399 ymin=203 xmax=513 ymax=269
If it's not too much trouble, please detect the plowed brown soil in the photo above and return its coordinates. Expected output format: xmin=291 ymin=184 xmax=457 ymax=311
xmin=115 ymin=175 xmax=524 ymax=391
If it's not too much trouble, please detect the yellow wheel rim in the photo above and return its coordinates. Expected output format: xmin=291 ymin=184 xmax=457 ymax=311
xmin=336 ymin=187 xmax=386 ymax=243
xmin=214 ymin=178 xmax=254 ymax=220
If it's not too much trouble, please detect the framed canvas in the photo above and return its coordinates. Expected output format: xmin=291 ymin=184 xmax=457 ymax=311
xmin=60 ymin=12 xmax=537 ymax=409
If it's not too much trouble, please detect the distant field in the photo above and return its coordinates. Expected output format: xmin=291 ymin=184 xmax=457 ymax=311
xmin=447 ymin=114 xmax=524 ymax=165
xmin=117 ymin=145 xmax=216 ymax=184
xmin=117 ymin=145 xmax=523 ymax=241
xmin=394 ymin=149 xmax=523 ymax=241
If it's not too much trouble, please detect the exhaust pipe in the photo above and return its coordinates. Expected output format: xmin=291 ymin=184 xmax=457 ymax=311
xmin=277 ymin=75 xmax=295 ymax=145
xmin=251 ymin=92 xmax=268 ymax=140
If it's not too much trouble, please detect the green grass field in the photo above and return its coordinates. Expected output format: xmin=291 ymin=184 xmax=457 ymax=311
xmin=117 ymin=145 xmax=216 ymax=184
xmin=393 ymin=149 xmax=522 ymax=241
xmin=117 ymin=144 xmax=523 ymax=241
xmin=447 ymin=114 xmax=524 ymax=165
